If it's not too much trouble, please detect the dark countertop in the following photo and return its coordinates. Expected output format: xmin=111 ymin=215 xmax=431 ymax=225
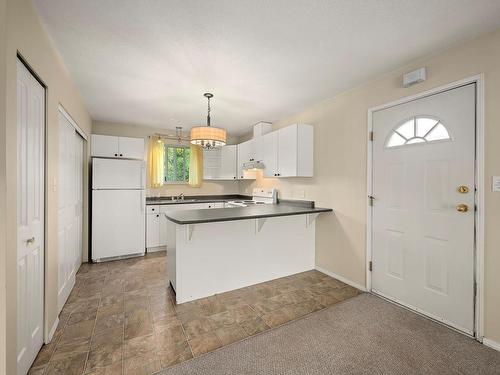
xmin=164 ymin=204 xmax=333 ymax=224
xmin=146 ymin=194 xmax=251 ymax=205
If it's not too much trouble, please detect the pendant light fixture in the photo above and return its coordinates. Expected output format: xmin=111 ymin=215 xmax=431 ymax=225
xmin=190 ymin=93 xmax=227 ymax=149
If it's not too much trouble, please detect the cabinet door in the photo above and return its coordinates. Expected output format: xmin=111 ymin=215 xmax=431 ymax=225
xmin=219 ymin=145 xmax=237 ymax=180
xmin=159 ymin=213 xmax=168 ymax=246
xmin=118 ymin=136 xmax=145 ymax=159
xmin=146 ymin=213 xmax=160 ymax=248
xmin=237 ymin=139 xmax=254 ymax=179
xmin=203 ymin=148 xmax=221 ymax=180
xmin=91 ymin=134 xmax=119 ymax=157
xmin=261 ymin=131 xmax=279 ymax=177
xmin=277 ymin=125 xmax=298 ymax=177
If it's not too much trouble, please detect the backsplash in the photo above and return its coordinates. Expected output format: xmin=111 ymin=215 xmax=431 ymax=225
xmin=147 ymin=180 xmax=239 ymax=197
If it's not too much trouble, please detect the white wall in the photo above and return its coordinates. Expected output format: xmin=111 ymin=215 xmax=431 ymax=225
xmin=2 ymin=1 xmax=92 ymax=373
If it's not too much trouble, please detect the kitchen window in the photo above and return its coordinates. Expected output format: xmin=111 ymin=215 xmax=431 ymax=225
xmin=164 ymin=145 xmax=190 ymax=183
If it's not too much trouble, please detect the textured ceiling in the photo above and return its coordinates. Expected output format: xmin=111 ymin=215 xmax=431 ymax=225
xmin=33 ymin=0 xmax=500 ymax=135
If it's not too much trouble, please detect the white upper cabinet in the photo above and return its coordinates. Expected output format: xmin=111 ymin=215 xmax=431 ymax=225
xmin=118 ymin=136 xmax=145 ymax=159
xmin=277 ymin=125 xmax=298 ymax=177
xmin=219 ymin=145 xmax=238 ymax=180
xmin=277 ymin=124 xmax=313 ymax=177
xmin=203 ymin=145 xmax=237 ymax=180
xmin=237 ymin=139 xmax=255 ymax=179
xmin=91 ymin=134 xmax=145 ymax=160
xmin=203 ymin=148 xmax=222 ymax=180
xmin=260 ymin=131 xmax=278 ymax=177
xmin=257 ymin=124 xmax=313 ymax=178
xmin=91 ymin=134 xmax=119 ymax=158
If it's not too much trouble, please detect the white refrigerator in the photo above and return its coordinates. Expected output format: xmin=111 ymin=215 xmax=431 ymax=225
xmin=91 ymin=157 xmax=146 ymax=261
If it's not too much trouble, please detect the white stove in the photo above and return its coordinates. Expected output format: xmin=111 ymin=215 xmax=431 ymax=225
xmin=226 ymin=188 xmax=277 ymax=207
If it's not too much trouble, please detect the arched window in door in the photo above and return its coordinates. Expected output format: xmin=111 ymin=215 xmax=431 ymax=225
xmin=386 ymin=116 xmax=451 ymax=148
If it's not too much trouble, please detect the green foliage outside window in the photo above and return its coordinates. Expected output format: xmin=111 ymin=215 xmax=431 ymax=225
xmin=164 ymin=146 xmax=190 ymax=183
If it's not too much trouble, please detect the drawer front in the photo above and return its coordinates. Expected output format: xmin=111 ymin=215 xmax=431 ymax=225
xmin=147 ymin=205 xmax=159 ymax=214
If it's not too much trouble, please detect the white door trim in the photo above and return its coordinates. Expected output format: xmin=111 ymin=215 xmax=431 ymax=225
xmin=366 ymin=74 xmax=485 ymax=341
xmin=58 ymin=104 xmax=88 ymax=140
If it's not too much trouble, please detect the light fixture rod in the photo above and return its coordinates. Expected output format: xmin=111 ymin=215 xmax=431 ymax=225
xmin=204 ymin=92 xmax=213 ymax=127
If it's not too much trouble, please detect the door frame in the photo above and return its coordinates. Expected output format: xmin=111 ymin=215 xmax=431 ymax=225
xmin=366 ymin=74 xmax=485 ymax=341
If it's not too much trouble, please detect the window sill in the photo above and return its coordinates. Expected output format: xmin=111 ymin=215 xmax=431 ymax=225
xmin=163 ymin=181 xmax=189 ymax=185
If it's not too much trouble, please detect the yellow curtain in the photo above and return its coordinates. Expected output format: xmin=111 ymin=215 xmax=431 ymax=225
xmin=188 ymin=144 xmax=203 ymax=187
xmin=147 ymin=137 xmax=165 ymax=188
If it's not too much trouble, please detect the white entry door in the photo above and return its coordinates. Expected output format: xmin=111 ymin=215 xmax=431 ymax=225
xmin=17 ymin=60 xmax=45 ymax=374
xmin=57 ymin=110 xmax=84 ymax=312
xmin=372 ymin=84 xmax=476 ymax=335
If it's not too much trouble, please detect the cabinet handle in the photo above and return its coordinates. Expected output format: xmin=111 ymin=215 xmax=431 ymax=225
xmin=114 ymin=153 xmax=118 ymax=156
xmin=156 ymin=214 xmax=159 ymax=217
xmin=151 ymin=208 xmax=155 ymax=211
xmin=120 ymin=154 xmax=123 ymax=157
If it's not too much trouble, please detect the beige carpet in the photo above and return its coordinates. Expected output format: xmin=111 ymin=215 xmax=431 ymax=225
xmin=156 ymin=293 xmax=500 ymax=375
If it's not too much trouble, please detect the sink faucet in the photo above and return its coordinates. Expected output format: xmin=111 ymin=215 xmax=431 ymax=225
xmin=177 ymin=193 xmax=185 ymax=201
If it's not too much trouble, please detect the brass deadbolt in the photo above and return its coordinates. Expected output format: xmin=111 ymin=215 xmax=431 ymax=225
xmin=457 ymin=185 xmax=469 ymax=194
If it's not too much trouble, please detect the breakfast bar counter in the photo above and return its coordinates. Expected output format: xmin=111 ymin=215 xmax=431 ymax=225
xmin=165 ymin=203 xmax=333 ymax=304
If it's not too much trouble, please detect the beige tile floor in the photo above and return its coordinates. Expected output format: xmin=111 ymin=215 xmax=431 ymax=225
xmin=29 ymin=251 xmax=361 ymax=375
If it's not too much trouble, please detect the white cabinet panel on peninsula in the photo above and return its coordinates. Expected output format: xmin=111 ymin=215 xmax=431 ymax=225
xmin=91 ymin=134 xmax=145 ymax=159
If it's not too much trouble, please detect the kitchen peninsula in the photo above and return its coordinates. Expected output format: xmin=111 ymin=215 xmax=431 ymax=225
xmin=165 ymin=201 xmax=332 ymax=303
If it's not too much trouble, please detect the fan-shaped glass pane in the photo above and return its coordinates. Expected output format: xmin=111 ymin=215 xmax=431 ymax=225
xmin=387 ymin=132 xmax=406 ymax=147
xmin=426 ymin=123 xmax=450 ymax=141
xmin=416 ymin=117 xmax=438 ymax=137
xmin=397 ymin=119 xmax=415 ymax=139
xmin=386 ymin=116 xmax=451 ymax=148
xmin=406 ymin=137 xmax=425 ymax=144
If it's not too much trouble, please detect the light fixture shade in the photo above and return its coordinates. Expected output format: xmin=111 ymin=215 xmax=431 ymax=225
xmin=190 ymin=126 xmax=227 ymax=148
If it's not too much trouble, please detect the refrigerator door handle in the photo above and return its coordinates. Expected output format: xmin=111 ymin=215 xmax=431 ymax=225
xmin=141 ymin=191 xmax=145 ymax=214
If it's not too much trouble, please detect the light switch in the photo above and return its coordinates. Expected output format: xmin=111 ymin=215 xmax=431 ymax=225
xmin=492 ymin=176 xmax=500 ymax=192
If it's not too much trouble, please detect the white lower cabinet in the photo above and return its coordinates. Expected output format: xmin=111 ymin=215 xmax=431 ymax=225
xmin=146 ymin=202 xmax=223 ymax=251
xmin=146 ymin=212 xmax=161 ymax=248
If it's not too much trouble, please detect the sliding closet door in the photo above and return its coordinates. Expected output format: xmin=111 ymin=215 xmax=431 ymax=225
xmin=57 ymin=110 xmax=84 ymax=312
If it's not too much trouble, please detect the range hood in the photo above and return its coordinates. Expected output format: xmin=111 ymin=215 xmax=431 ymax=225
xmin=242 ymin=122 xmax=272 ymax=171
xmin=243 ymin=160 xmax=265 ymax=170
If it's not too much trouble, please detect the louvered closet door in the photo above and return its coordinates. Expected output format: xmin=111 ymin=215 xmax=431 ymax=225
xmin=17 ymin=59 xmax=45 ymax=375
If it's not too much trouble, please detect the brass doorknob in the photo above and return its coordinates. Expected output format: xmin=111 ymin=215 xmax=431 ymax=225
xmin=456 ymin=204 xmax=468 ymax=213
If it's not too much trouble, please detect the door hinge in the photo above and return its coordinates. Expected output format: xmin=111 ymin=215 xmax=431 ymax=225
xmin=369 ymin=131 xmax=374 ymax=141
xmin=368 ymin=195 xmax=375 ymax=206
xmin=369 ymin=261 xmax=373 ymax=272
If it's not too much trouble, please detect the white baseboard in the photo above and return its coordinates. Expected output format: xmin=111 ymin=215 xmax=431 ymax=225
xmin=483 ymin=338 xmax=500 ymax=352
xmin=315 ymin=266 xmax=367 ymax=291
xmin=47 ymin=317 xmax=59 ymax=344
